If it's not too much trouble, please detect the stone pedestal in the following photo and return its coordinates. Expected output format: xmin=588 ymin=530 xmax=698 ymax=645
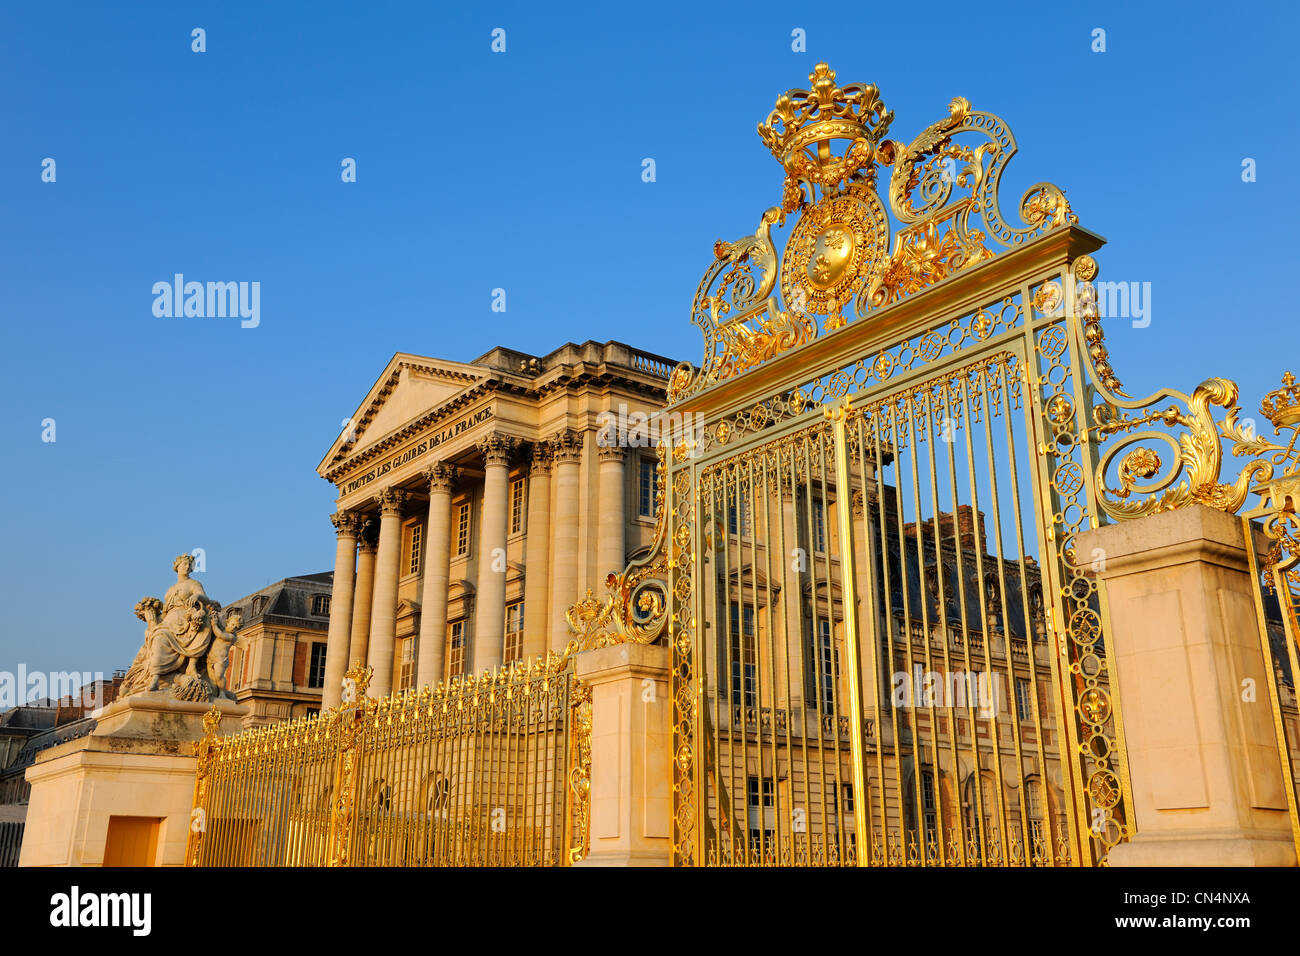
xmin=1078 ymin=504 xmax=1297 ymax=867
xmin=574 ymin=643 xmax=672 ymax=866
xmin=19 ymin=695 xmax=246 ymax=867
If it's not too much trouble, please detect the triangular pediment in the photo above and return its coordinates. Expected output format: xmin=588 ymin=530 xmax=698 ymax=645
xmin=318 ymin=353 xmax=489 ymax=476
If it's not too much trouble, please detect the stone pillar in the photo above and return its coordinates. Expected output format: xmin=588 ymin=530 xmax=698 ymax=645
xmin=348 ymin=530 xmax=377 ymax=670
xmin=550 ymin=430 xmax=584 ymax=650
xmin=597 ymin=444 xmax=627 ymax=583
xmin=522 ymin=445 xmax=553 ymax=660
xmin=473 ymin=435 xmax=516 ymax=672
xmin=20 ymin=697 xmax=246 ymax=866
xmin=322 ymin=510 xmax=360 ymax=709
xmin=573 ymin=643 xmax=673 ymax=866
xmin=1077 ymin=504 xmax=1297 ymax=866
xmin=417 ymin=463 xmax=457 ymax=687
xmin=366 ymin=489 xmax=406 ymax=698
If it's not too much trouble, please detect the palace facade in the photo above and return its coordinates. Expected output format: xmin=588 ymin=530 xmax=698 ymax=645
xmin=316 ymin=340 xmax=677 ymax=706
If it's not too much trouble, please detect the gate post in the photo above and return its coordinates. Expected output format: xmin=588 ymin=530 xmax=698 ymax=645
xmin=572 ymin=644 xmax=672 ymax=866
xmin=1078 ymin=504 xmax=1297 ymax=866
xmin=326 ymin=663 xmax=370 ymax=867
xmin=184 ymin=706 xmax=223 ymax=866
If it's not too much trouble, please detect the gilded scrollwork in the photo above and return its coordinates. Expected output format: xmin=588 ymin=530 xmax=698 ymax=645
xmin=1078 ymin=253 xmax=1300 ymax=585
xmin=1092 ymin=375 xmax=1277 ymax=519
xmin=563 ymin=441 xmax=670 ymax=648
xmin=676 ymin=65 xmax=1079 ymax=400
xmin=568 ymin=682 xmax=593 ymax=864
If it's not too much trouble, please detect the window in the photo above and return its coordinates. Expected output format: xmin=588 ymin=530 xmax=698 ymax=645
xmin=811 ymin=497 xmax=827 ymax=553
xmin=1025 ymin=780 xmax=1044 ymax=821
xmin=504 ymin=601 xmax=524 ymax=663
xmin=826 ymin=788 xmax=840 ymax=833
xmin=965 ymin=773 xmax=997 ymax=839
xmin=727 ymin=500 xmax=752 ymax=536
xmin=729 ymin=602 xmax=757 ymax=706
xmin=817 ymin=620 xmax=835 ymax=711
xmin=509 ymin=477 xmax=526 ymax=535
xmin=638 ymin=458 xmax=659 ymax=519
xmin=252 ymin=596 xmax=267 ymax=615
xmin=1015 ymin=678 xmax=1033 ymax=721
xmin=398 ymin=636 xmax=416 ymax=691
xmin=311 ymin=594 xmax=331 ymax=617
xmin=921 ymin=771 xmax=938 ymax=833
xmin=841 ymin=782 xmax=855 ymax=814
xmin=308 ymin=643 xmax=328 ymax=689
xmin=447 ymin=621 xmax=466 ymax=679
xmin=802 ymin=614 xmax=837 ymax=711
xmin=407 ymin=522 xmax=423 ymax=576
xmin=455 ymin=502 xmax=471 ymax=556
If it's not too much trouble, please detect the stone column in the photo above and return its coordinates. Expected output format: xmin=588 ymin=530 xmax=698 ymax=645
xmin=522 ymin=445 xmax=553 ymax=660
xmin=1077 ymin=504 xmax=1297 ymax=866
xmin=550 ymin=430 xmax=584 ymax=651
xmin=348 ymin=530 xmax=377 ymax=669
xmin=322 ymin=510 xmax=360 ymax=709
xmin=573 ymin=643 xmax=673 ymax=866
xmin=597 ymin=444 xmax=627 ymax=583
xmin=417 ymin=463 xmax=458 ymax=687
xmin=366 ymin=489 xmax=406 ymax=698
xmin=473 ymin=435 xmax=516 ymax=672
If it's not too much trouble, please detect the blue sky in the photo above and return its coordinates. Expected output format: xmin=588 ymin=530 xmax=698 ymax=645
xmin=0 ymin=0 xmax=1296 ymax=687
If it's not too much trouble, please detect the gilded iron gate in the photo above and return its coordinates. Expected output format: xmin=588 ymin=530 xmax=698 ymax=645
xmin=655 ymin=65 xmax=1139 ymax=866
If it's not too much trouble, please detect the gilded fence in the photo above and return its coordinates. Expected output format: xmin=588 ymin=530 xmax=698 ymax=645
xmin=186 ymin=657 xmax=591 ymax=867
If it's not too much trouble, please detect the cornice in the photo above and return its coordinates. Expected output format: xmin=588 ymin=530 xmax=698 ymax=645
xmin=322 ymin=366 xmax=671 ymax=485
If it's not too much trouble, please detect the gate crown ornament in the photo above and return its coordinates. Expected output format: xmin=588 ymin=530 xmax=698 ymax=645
xmin=759 ymin=63 xmax=894 ymax=197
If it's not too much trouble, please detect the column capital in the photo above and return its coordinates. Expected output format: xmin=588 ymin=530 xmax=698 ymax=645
xmin=597 ymin=443 xmax=627 ymax=463
xmin=422 ymin=462 xmax=459 ymax=494
xmin=529 ymin=442 xmax=554 ymax=476
xmin=376 ymin=488 xmax=407 ymax=517
xmin=358 ymin=533 xmax=379 ymax=554
xmin=550 ymin=428 xmax=584 ymax=463
xmin=330 ymin=510 xmax=363 ymax=537
xmin=477 ymin=433 xmax=519 ymax=467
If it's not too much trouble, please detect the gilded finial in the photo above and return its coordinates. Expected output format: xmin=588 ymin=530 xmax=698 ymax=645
xmin=1261 ymin=372 xmax=1300 ymax=429
xmin=757 ymin=62 xmax=893 ymax=191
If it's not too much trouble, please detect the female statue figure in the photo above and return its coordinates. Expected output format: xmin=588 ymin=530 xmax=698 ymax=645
xmin=120 ymin=555 xmax=243 ymax=701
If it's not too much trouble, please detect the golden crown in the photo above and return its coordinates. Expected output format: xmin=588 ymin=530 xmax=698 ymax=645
xmin=757 ymin=63 xmax=893 ymax=183
xmin=1261 ymin=371 xmax=1300 ymax=428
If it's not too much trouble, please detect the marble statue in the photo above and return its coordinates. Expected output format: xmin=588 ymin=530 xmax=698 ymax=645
xmin=119 ymin=554 xmax=242 ymax=702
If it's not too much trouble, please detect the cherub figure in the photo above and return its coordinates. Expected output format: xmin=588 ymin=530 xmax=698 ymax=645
xmin=207 ymin=608 xmax=242 ymax=699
